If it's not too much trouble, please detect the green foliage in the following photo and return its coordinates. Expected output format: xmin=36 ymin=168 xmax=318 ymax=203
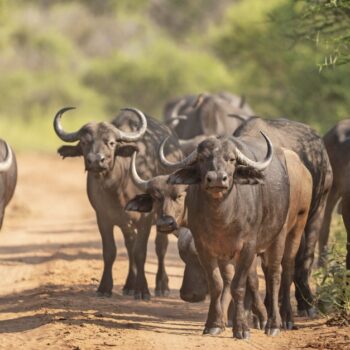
xmin=314 ymin=246 xmax=350 ymax=314
xmin=211 ymin=0 xmax=350 ymax=132
xmin=0 ymin=0 xmax=350 ymax=151
xmin=314 ymin=216 xmax=350 ymax=315
xmin=292 ymin=0 xmax=350 ymax=68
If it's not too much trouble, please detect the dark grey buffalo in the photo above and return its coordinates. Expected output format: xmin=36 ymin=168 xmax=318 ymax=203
xmin=319 ymin=119 xmax=350 ymax=269
xmin=234 ymin=117 xmax=333 ymax=316
xmin=129 ymin=133 xmax=312 ymax=338
xmin=0 ymin=140 xmax=17 ymax=229
xmin=125 ymin=151 xmax=267 ymax=330
xmin=163 ymin=92 xmax=254 ymax=140
xmin=54 ymin=107 xmax=182 ymax=299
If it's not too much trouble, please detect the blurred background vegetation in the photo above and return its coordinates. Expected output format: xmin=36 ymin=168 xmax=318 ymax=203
xmin=0 ymin=0 xmax=349 ymax=151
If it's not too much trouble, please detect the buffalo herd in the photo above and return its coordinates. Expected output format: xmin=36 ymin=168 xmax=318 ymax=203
xmin=0 ymin=92 xmax=349 ymax=339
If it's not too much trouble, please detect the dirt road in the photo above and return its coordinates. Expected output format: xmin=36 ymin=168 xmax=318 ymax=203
xmin=0 ymin=154 xmax=349 ymax=350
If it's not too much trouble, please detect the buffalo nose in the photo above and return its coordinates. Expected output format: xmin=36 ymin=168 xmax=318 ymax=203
xmin=206 ymin=172 xmax=217 ymax=184
xmin=157 ymin=215 xmax=177 ymax=233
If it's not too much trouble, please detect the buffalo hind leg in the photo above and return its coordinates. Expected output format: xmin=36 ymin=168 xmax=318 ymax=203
xmin=247 ymin=257 xmax=267 ymax=330
xmin=133 ymin=217 xmax=152 ymax=300
xmin=318 ymin=187 xmax=340 ymax=267
xmin=341 ymin=194 xmax=350 ymax=270
xmin=155 ymin=231 xmax=170 ymax=296
xmin=96 ymin=215 xmax=116 ymax=297
xmin=280 ymin=211 xmax=308 ymax=330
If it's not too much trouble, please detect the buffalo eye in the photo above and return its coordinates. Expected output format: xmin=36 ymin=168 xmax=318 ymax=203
xmin=109 ymin=140 xmax=116 ymax=147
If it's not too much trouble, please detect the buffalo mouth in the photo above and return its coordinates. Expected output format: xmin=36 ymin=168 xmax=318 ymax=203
xmin=157 ymin=224 xmax=177 ymax=234
xmin=85 ymin=165 xmax=110 ymax=173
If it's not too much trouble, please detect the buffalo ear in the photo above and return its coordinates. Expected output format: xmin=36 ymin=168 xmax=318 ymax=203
xmin=125 ymin=194 xmax=153 ymax=213
xmin=234 ymin=165 xmax=265 ymax=185
xmin=57 ymin=145 xmax=82 ymax=158
xmin=167 ymin=166 xmax=201 ymax=185
xmin=116 ymin=143 xmax=139 ymax=158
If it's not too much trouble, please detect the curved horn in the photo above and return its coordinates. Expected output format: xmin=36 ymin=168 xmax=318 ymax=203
xmin=130 ymin=152 xmax=149 ymax=191
xmin=0 ymin=142 xmax=13 ymax=172
xmin=235 ymin=131 xmax=273 ymax=171
xmin=171 ymin=98 xmax=187 ymax=119
xmin=227 ymin=113 xmax=246 ymax=122
xmin=53 ymin=107 xmax=80 ymax=143
xmin=192 ymin=93 xmax=208 ymax=109
xmin=116 ymin=108 xmax=147 ymax=142
xmin=158 ymin=137 xmax=198 ymax=170
xmin=165 ymin=115 xmax=188 ymax=127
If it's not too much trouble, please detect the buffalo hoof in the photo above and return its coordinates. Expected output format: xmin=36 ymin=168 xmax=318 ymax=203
xmin=265 ymin=328 xmax=280 ymax=337
xmin=122 ymin=289 xmax=135 ymax=296
xmin=282 ymin=321 xmax=294 ymax=330
xmin=233 ymin=330 xmax=250 ymax=340
xmin=297 ymin=307 xmax=316 ymax=318
xmin=96 ymin=290 xmax=112 ymax=298
xmin=203 ymin=327 xmax=224 ymax=336
xmin=307 ymin=307 xmax=317 ymax=318
xmin=155 ymin=289 xmax=170 ymax=297
xmin=134 ymin=291 xmax=151 ymax=301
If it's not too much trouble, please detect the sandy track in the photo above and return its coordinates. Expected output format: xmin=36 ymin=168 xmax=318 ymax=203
xmin=0 ymin=154 xmax=349 ymax=350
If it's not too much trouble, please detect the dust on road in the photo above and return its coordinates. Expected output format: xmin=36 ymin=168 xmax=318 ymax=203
xmin=0 ymin=154 xmax=349 ymax=350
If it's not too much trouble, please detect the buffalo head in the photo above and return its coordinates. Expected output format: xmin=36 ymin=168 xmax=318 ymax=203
xmin=125 ymin=152 xmax=187 ymax=233
xmin=159 ymin=133 xmax=273 ymax=199
xmin=54 ymin=107 xmax=147 ymax=173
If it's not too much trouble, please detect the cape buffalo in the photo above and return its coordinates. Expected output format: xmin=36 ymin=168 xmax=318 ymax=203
xmin=0 ymin=140 xmax=17 ymax=229
xmin=234 ymin=117 xmax=332 ymax=316
xmin=54 ymin=107 xmax=182 ymax=300
xmin=319 ymin=119 xmax=350 ymax=269
xmin=163 ymin=92 xmax=254 ymax=140
xmin=125 ymin=152 xmax=267 ymax=330
xmin=132 ymin=134 xmax=312 ymax=338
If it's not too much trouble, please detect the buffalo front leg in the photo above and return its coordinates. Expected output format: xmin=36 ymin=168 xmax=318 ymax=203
xmin=121 ymin=226 xmax=137 ymax=296
xmin=133 ymin=218 xmax=152 ymax=300
xmin=96 ymin=216 xmax=116 ymax=297
xmin=231 ymin=243 xmax=256 ymax=340
xmin=155 ymin=231 xmax=170 ymax=296
xmin=219 ymin=260 xmax=234 ymax=327
xmin=200 ymin=255 xmax=225 ymax=336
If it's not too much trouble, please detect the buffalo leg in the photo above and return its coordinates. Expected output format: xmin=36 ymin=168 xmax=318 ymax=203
xmin=295 ymin=168 xmax=331 ymax=316
xmin=200 ymin=255 xmax=225 ymax=335
xmin=280 ymin=211 xmax=308 ymax=330
xmin=96 ymin=215 xmax=116 ymax=297
xmin=120 ymin=226 xmax=137 ymax=296
xmin=155 ymin=231 xmax=170 ymax=296
xmin=133 ymin=217 xmax=152 ymax=300
xmin=231 ymin=243 xmax=255 ymax=339
xmin=219 ymin=260 xmax=234 ymax=327
xmin=318 ymin=186 xmax=340 ymax=267
xmin=341 ymin=194 xmax=350 ymax=270
xmin=294 ymin=206 xmax=326 ymax=317
xmin=247 ymin=257 xmax=267 ymax=330
xmin=264 ymin=234 xmax=286 ymax=337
